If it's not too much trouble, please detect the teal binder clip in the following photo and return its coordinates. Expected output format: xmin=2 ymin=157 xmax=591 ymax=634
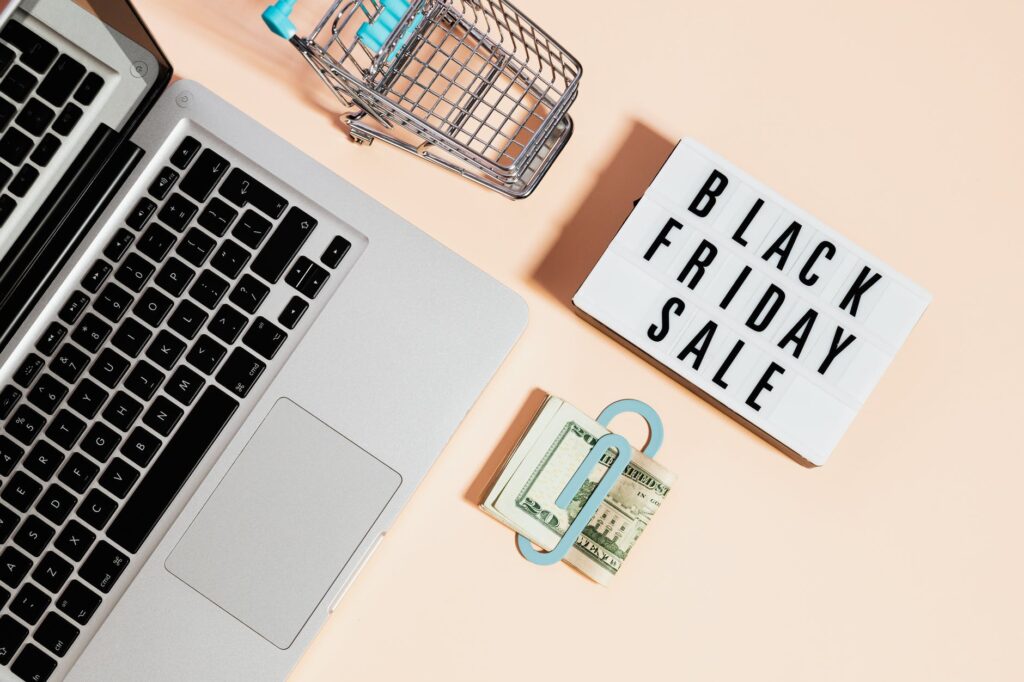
xmin=517 ymin=399 xmax=664 ymax=566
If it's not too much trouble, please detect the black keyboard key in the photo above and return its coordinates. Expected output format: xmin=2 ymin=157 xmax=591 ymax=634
xmin=36 ymin=484 xmax=75 ymax=526
xmin=154 ymin=256 xmax=194 ymax=296
xmin=170 ymin=135 xmax=201 ymax=169
xmin=74 ymin=72 xmax=103 ymax=105
xmin=37 ymin=54 xmax=85 ymax=107
xmin=35 ymin=322 xmax=67 ymax=356
xmin=243 ymin=317 xmax=288 ymax=360
xmin=0 ymin=436 xmax=23 ymax=478
xmin=8 ymin=165 xmax=37 ymax=198
xmin=49 ymin=344 xmax=88 ymax=384
xmin=123 ymin=360 xmax=163 ymax=401
xmin=157 ymin=192 xmax=197 ymax=232
xmin=98 ymin=458 xmax=139 ymax=499
xmin=0 ymin=42 xmax=13 ymax=78
xmin=57 ymin=291 xmax=89 ymax=325
xmin=114 ymin=253 xmax=155 ymax=293
xmin=211 ymin=239 xmax=250 ymax=279
xmin=81 ymin=259 xmax=112 ymax=293
xmin=185 ymin=334 xmax=226 ymax=375
xmin=10 ymin=583 xmax=50 ymax=624
xmin=32 ymin=551 xmax=73 ymax=593
xmin=110 ymin=317 xmax=151 ymax=358
xmin=94 ymin=282 xmax=133 ymax=323
xmin=27 ymin=374 xmax=66 ymax=415
xmin=5 ymin=405 xmax=45 ymax=445
xmin=219 ymin=168 xmax=287 ymax=218
xmin=296 ymin=260 xmax=330 ymax=299
xmin=3 ymin=471 xmax=42 ymax=514
xmin=103 ymin=227 xmax=135 ymax=262
xmin=120 ymin=427 xmax=160 ymax=468
xmin=34 ymin=611 xmax=78 ymax=658
xmin=13 ymin=515 xmax=54 ymax=556
xmin=0 ymin=614 xmax=28 ymax=665
xmin=67 ymin=378 xmax=108 ymax=419
xmin=167 ymin=299 xmax=207 ymax=340
xmin=229 ymin=274 xmax=269 ymax=315
xmin=13 ymin=353 xmax=44 ymax=387
xmin=24 ymin=441 xmax=62 ymax=481
xmin=179 ymin=148 xmax=229 ymax=202
xmin=189 ymin=270 xmax=229 ymax=309
xmin=53 ymin=102 xmax=82 ymax=136
xmin=0 ymin=64 xmax=37 ymax=102
xmin=208 ymin=304 xmax=248 ymax=345
xmin=0 ymin=545 xmax=32 ymax=587
xmin=0 ymin=125 xmax=32 ymax=166
xmin=176 ymin=227 xmax=215 ymax=266
xmin=125 ymin=197 xmax=157 ymax=230
xmin=142 ymin=396 xmax=182 ymax=437
xmin=198 ymin=197 xmax=237 ymax=237
xmin=165 ymin=366 xmax=204 ymax=406
xmin=322 ymin=235 xmax=351 ymax=268
xmin=145 ymin=330 xmax=186 ymax=370
xmin=58 ymin=454 xmax=98 ymax=494
xmin=0 ymin=98 xmax=10 ymax=132
xmin=89 ymin=348 xmax=129 ymax=388
xmin=250 ymin=207 xmax=317 ymax=283
xmin=0 ymin=162 xmax=12 ymax=191
xmin=0 ymin=386 xmax=20 ymax=420
xmin=216 ymin=348 xmax=265 ymax=399
xmin=44 ymin=409 xmax=85 ymax=450
xmin=0 ymin=194 xmax=15 ymax=227
xmin=1 ymin=21 xmax=58 ymax=72
xmin=54 ymin=521 xmax=94 ymax=562
xmin=31 ymin=132 xmax=61 ymax=166
xmin=133 ymin=287 xmax=173 ymax=327
xmin=137 ymin=222 xmax=176 ymax=262
xmin=78 ymin=540 xmax=128 ymax=593
xmin=80 ymin=422 xmax=119 ymax=463
xmin=231 ymin=209 xmax=271 ymax=248
xmin=108 ymin=387 xmax=238 ymax=552
xmin=57 ymin=580 xmax=100 ymax=625
xmin=71 ymin=312 xmax=111 ymax=352
xmin=11 ymin=643 xmax=56 ymax=681
xmin=148 ymin=166 xmax=178 ymax=200
xmin=15 ymin=97 xmax=55 ymax=135
xmin=76 ymin=489 xmax=117 ymax=530
xmin=101 ymin=392 xmax=142 ymax=432
xmin=0 ymin=502 xmax=18 ymax=542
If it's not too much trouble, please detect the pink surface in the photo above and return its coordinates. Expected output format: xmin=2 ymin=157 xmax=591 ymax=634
xmin=133 ymin=0 xmax=1022 ymax=679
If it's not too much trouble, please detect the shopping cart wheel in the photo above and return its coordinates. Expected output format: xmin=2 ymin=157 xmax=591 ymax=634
xmin=343 ymin=113 xmax=374 ymax=146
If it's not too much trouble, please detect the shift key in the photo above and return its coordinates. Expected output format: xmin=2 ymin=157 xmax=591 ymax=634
xmin=250 ymin=207 xmax=317 ymax=283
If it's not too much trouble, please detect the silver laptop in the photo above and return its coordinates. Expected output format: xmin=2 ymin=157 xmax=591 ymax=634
xmin=0 ymin=1 xmax=527 ymax=679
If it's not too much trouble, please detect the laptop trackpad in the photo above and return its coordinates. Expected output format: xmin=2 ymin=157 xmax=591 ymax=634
xmin=165 ymin=398 xmax=401 ymax=649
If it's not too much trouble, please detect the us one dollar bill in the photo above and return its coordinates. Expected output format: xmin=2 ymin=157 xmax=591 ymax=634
xmin=481 ymin=395 xmax=674 ymax=585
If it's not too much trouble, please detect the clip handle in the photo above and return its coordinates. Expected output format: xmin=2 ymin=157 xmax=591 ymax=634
xmin=263 ymin=0 xmax=298 ymax=39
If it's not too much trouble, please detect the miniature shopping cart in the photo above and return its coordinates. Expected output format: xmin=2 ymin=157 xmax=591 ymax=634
xmin=262 ymin=0 xmax=581 ymax=198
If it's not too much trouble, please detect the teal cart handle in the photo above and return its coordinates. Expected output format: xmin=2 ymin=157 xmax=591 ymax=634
xmin=263 ymin=0 xmax=298 ymax=40
xmin=516 ymin=399 xmax=664 ymax=566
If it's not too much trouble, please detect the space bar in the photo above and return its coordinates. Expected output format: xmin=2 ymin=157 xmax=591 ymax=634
xmin=107 ymin=386 xmax=239 ymax=553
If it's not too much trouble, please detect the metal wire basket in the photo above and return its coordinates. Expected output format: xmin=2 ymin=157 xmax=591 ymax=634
xmin=263 ymin=0 xmax=582 ymax=198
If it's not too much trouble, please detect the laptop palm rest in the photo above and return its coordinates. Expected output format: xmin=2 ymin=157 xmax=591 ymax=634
xmin=164 ymin=398 xmax=401 ymax=649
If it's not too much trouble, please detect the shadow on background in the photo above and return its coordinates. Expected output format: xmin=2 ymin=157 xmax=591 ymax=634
xmin=532 ymin=120 xmax=675 ymax=307
xmin=464 ymin=388 xmax=548 ymax=506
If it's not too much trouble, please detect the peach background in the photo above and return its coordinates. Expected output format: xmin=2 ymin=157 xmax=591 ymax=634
xmin=133 ymin=0 xmax=1022 ymax=679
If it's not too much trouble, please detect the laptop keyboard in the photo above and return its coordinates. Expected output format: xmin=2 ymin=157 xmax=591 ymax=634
xmin=0 ymin=134 xmax=351 ymax=680
xmin=0 ymin=19 xmax=104 ymax=228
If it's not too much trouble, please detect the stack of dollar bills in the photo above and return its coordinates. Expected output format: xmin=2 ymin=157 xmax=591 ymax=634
xmin=481 ymin=395 xmax=675 ymax=585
